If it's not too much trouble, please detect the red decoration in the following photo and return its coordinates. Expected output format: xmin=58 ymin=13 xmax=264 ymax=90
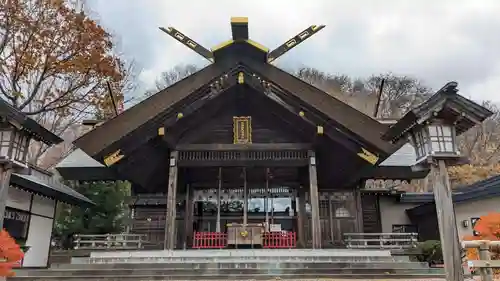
xmin=192 ymin=231 xmax=297 ymax=249
xmin=0 ymin=229 xmax=24 ymax=277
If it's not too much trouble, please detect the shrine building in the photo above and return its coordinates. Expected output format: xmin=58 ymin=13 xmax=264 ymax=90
xmin=55 ymin=17 xmax=492 ymax=250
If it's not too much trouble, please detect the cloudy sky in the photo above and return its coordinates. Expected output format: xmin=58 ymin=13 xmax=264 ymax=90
xmin=86 ymin=0 xmax=500 ymax=103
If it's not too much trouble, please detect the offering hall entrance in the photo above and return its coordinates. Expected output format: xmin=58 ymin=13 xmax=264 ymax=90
xmin=187 ymin=166 xmax=301 ymax=248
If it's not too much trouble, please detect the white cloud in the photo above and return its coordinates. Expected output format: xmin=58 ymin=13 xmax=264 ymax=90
xmin=88 ymin=0 xmax=500 ymax=102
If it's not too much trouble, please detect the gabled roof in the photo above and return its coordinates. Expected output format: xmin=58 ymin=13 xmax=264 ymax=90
xmin=243 ymin=59 xmax=397 ymax=155
xmin=383 ymin=82 xmax=494 ymax=143
xmin=74 ymin=62 xmax=234 ymax=157
xmin=73 ymin=19 xmax=401 ymax=166
xmin=0 ymin=100 xmax=63 ymax=145
xmin=74 ymin=57 xmax=399 ymax=162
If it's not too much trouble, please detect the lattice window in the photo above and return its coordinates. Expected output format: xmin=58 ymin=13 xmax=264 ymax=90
xmin=428 ymin=124 xmax=455 ymax=153
xmin=179 ymin=150 xmax=308 ymax=162
xmin=412 ymin=129 xmax=428 ymax=159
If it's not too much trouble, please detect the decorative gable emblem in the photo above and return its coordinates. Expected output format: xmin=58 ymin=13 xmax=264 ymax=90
xmin=104 ymin=149 xmax=124 ymax=166
xmin=357 ymin=148 xmax=379 ymax=165
xmin=233 ymin=116 xmax=252 ymax=144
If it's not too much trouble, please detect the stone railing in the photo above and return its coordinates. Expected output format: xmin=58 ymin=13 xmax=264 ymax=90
xmin=343 ymin=232 xmax=418 ymax=249
xmin=462 ymin=240 xmax=500 ymax=281
xmin=73 ymin=233 xmax=147 ymax=250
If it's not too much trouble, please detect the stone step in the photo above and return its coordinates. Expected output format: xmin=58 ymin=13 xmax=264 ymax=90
xmin=50 ymin=261 xmax=430 ymax=270
xmin=9 ymin=272 xmax=446 ymax=281
xmin=88 ymin=249 xmax=394 ymax=258
xmin=77 ymin=255 xmax=409 ymax=264
xmin=13 ymin=267 xmax=445 ymax=278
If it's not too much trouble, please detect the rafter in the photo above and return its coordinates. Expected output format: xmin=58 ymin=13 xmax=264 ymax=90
xmin=159 ymin=27 xmax=214 ymax=62
xmin=267 ymin=25 xmax=325 ymax=63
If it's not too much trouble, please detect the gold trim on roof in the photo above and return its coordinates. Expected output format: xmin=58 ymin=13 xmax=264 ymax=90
xmin=231 ymin=17 xmax=248 ymax=24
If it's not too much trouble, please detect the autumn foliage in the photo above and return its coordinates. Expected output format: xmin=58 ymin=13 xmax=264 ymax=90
xmin=463 ymin=212 xmax=500 ymax=277
xmin=0 ymin=0 xmax=125 ymax=116
xmin=0 ymin=230 xmax=24 ymax=277
xmin=448 ymin=164 xmax=500 ymax=187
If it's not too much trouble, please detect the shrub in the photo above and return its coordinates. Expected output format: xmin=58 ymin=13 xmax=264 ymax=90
xmin=0 ymin=229 xmax=24 ymax=277
xmin=416 ymin=240 xmax=443 ymax=265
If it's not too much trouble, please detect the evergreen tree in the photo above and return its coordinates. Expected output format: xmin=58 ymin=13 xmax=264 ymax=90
xmin=54 ymin=181 xmax=130 ymax=249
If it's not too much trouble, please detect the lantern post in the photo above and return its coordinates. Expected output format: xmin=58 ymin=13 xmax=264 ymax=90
xmin=0 ymin=118 xmax=32 ymax=229
xmin=383 ymin=82 xmax=494 ymax=281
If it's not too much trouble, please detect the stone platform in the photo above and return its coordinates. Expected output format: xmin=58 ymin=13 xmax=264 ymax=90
xmin=11 ymin=249 xmax=446 ymax=280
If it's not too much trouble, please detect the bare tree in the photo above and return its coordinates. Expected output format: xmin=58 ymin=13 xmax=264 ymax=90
xmin=294 ymin=68 xmax=432 ymax=118
xmin=364 ymin=73 xmax=432 ymax=118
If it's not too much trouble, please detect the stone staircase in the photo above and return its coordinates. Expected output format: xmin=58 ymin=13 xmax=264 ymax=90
xmin=10 ymin=249 xmax=445 ymax=280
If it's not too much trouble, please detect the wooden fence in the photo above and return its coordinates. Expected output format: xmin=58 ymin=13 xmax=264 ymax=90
xmin=343 ymin=232 xmax=418 ymax=249
xmin=73 ymin=233 xmax=147 ymax=250
xmin=462 ymin=240 xmax=500 ymax=281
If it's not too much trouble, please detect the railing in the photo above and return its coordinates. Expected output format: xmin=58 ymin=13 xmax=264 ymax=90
xmin=462 ymin=240 xmax=500 ymax=281
xmin=73 ymin=233 xmax=147 ymax=250
xmin=192 ymin=232 xmax=228 ymax=249
xmin=343 ymin=232 xmax=418 ymax=249
xmin=192 ymin=231 xmax=297 ymax=249
xmin=263 ymin=232 xmax=297 ymax=249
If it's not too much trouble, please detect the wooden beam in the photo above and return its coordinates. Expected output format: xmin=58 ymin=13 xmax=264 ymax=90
xmin=164 ymin=150 xmax=179 ymax=250
xmin=297 ymin=186 xmax=306 ymax=248
xmin=178 ymin=159 xmax=308 ymax=167
xmin=308 ymin=150 xmax=321 ymax=249
xmin=268 ymin=25 xmax=325 ymax=63
xmin=432 ymin=159 xmax=464 ymax=281
xmin=159 ymin=27 xmax=214 ymax=62
xmin=176 ymin=143 xmax=312 ymax=151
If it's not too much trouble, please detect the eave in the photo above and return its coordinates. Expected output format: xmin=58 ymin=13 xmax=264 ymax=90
xmin=383 ymin=82 xmax=494 ymax=143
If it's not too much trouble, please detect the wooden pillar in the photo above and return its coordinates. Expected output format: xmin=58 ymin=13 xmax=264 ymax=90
xmin=328 ymin=193 xmax=335 ymax=244
xmin=216 ymin=168 xmax=222 ymax=232
xmin=243 ymin=167 xmax=248 ymax=225
xmin=308 ymin=150 xmax=321 ymax=249
xmin=432 ymin=159 xmax=464 ymax=281
xmin=0 ymin=166 xmax=13 ymax=229
xmin=164 ymin=151 xmax=179 ymax=250
xmin=296 ymin=186 xmax=306 ymax=248
xmin=355 ymin=187 xmax=364 ymax=232
xmin=265 ymin=168 xmax=270 ymax=229
xmin=183 ymin=184 xmax=192 ymax=249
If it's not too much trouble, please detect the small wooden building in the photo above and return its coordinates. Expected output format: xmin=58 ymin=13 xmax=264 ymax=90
xmin=0 ymin=99 xmax=93 ymax=267
xmin=56 ymin=17 xmax=492 ymax=250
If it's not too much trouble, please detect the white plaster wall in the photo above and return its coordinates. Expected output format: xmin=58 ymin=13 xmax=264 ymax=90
xmin=31 ymin=195 xmax=55 ymax=218
xmin=379 ymin=195 xmax=500 ymax=239
xmin=22 ymin=215 xmax=53 ymax=267
xmin=378 ymin=196 xmax=420 ymax=233
xmin=6 ymin=187 xmax=31 ymax=211
xmin=455 ymin=197 xmax=500 ymax=238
